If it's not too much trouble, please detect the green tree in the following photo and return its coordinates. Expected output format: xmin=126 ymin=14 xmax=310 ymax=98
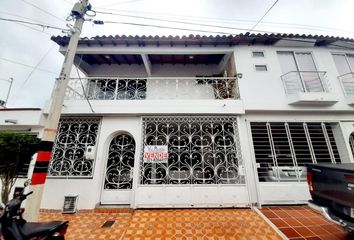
xmin=0 ymin=131 xmax=40 ymax=203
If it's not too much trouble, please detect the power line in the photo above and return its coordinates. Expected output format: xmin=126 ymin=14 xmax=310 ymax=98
xmin=75 ymin=55 xmax=95 ymax=113
xmin=20 ymin=44 xmax=57 ymax=88
xmin=0 ymin=57 xmax=58 ymax=75
xmin=100 ymin=20 xmax=239 ymax=35
xmin=0 ymin=17 xmax=67 ymax=31
xmin=95 ymin=7 xmax=354 ymax=36
xmin=20 ymin=0 xmax=67 ymax=24
xmin=95 ymin=11 xmax=278 ymax=34
xmin=94 ymin=10 xmax=354 ymax=36
xmin=250 ymin=0 xmax=279 ymax=31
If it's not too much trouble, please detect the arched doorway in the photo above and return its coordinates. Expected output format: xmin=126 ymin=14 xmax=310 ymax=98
xmin=101 ymin=133 xmax=136 ymax=204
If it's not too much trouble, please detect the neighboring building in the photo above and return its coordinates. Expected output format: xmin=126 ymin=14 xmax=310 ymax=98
xmin=35 ymin=33 xmax=354 ymax=210
xmin=0 ymin=108 xmax=45 ymax=198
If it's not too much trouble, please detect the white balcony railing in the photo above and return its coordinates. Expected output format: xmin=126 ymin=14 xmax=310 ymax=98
xmin=338 ymin=72 xmax=354 ymax=96
xmin=65 ymin=77 xmax=240 ymax=100
xmin=281 ymin=71 xmax=328 ymax=94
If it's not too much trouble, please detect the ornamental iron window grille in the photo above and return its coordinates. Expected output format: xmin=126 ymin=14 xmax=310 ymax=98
xmin=104 ymin=134 xmax=135 ymax=189
xmin=141 ymin=116 xmax=244 ymax=185
xmin=250 ymin=122 xmax=340 ymax=182
xmin=48 ymin=118 xmax=100 ymax=177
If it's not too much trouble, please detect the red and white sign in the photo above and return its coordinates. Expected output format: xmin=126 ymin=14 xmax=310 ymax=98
xmin=143 ymin=145 xmax=168 ymax=163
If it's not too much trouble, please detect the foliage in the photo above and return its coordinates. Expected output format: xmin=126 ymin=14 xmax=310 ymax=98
xmin=0 ymin=131 xmax=40 ymax=203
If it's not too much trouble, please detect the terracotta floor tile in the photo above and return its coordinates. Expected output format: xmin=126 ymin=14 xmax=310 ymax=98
xmin=279 ymin=227 xmax=302 ymax=238
xmin=271 ymin=218 xmax=289 ymax=228
xmin=293 ymin=226 xmax=316 ymax=238
xmin=260 ymin=206 xmax=352 ymax=240
xmin=40 ymin=208 xmax=283 ymax=240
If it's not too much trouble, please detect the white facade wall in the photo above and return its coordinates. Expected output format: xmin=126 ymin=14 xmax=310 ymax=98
xmin=39 ymin=42 xmax=354 ymax=210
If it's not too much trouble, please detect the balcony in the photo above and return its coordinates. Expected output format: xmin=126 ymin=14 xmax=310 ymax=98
xmin=61 ymin=77 xmax=243 ymax=115
xmin=281 ymin=71 xmax=338 ymax=106
xmin=65 ymin=77 xmax=240 ymax=100
xmin=338 ymin=72 xmax=354 ymax=105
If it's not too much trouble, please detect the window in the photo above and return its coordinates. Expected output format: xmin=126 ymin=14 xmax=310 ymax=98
xmin=251 ymin=122 xmax=340 ymax=182
xmin=253 ymin=51 xmax=265 ymax=57
xmin=277 ymin=51 xmax=325 ymax=93
xmin=48 ymin=117 xmax=100 ymax=177
xmin=255 ymin=65 xmax=267 ymax=71
xmin=332 ymin=53 xmax=354 ymax=75
xmin=141 ymin=116 xmax=244 ymax=185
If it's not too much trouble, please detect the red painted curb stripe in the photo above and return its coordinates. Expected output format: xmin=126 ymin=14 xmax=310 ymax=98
xmin=31 ymin=173 xmax=47 ymax=185
xmin=37 ymin=151 xmax=51 ymax=162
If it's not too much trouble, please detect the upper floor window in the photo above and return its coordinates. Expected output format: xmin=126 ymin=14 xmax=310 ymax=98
xmin=277 ymin=51 xmax=325 ymax=93
xmin=332 ymin=53 xmax=354 ymax=75
xmin=252 ymin=51 xmax=265 ymax=57
xmin=255 ymin=65 xmax=267 ymax=71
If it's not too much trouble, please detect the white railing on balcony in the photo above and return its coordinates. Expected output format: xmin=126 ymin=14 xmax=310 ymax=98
xmin=65 ymin=77 xmax=240 ymax=100
xmin=338 ymin=72 xmax=354 ymax=96
xmin=281 ymin=71 xmax=328 ymax=94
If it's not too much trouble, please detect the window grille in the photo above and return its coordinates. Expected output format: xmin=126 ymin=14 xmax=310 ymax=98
xmin=141 ymin=116 xmax=244 ymax=185
xmin=62 ymin=196 xmax=78 ymax=213
xmin=104 ymin=134 xmax=135 ymax=189
xmin=251 ymin=122 xmax=340 ymax=182
xmin=48 ymin=118 xmax=100 ymax=177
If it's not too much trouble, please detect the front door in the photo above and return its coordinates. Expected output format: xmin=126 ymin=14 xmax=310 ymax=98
xmin=100 ymin=133 xmax=135 ymax=204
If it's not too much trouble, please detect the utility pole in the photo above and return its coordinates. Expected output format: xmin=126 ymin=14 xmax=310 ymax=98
xmin=25 ymin=0 xmax=90 ymax=221
xmin=0 ymin=77 xmax=13 ymax=107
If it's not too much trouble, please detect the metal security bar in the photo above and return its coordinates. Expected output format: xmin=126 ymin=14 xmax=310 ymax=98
xmin=104 ymin=134 xmax=135 ymax=189
xmin=338 ymin=73 xmax=354 ymax=96
xmin=251 ymin=122 xmax=340 ymax=182
xmin=281 ymin=71 xmax=328 ymax=94
xmin=141 ymin=116 xmax=244 ymax=185
xmin=48 ymin=117 xmax=100 ymax=177
xmin=65 ymin=77 xmax=240 ymax=100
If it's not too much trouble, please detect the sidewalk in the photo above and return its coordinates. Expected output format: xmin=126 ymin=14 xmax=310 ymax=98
xmin=40 ymin=208 xmax=283 ymax=240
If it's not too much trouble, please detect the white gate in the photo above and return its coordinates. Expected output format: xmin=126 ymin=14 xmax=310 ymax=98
xmin=100 ymin=134 xmax=135 ymax=204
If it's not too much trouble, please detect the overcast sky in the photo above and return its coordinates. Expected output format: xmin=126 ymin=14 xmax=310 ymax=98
xmin=1 ymin=0 xmax=354 ymax=108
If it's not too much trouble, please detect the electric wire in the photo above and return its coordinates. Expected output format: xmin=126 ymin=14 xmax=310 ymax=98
xmin=20 ymin=44 xmax=57 ymax=88
xmin=20 ymin=0 xmax=67 ymax=24
xmin=95 ymin=11 xmax=277 ymax=34
xmin=75 ymin=55 xmax=95 ymax=113
xmin=100 ymin=20 xmax=238 ymax=35
xmin=94 ymin=8 xmax=354 ymax=36
xmin=249 ymin=0 xmax=279 ymax=31
xmin=0 ymin=17 xmax=67 ymax=31
xmin=0 ymin=57 xmax=58 ymax=75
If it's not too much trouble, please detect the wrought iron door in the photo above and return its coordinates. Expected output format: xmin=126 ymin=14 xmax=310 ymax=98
xmin=104 ymin=134 xmax=135 ymax=189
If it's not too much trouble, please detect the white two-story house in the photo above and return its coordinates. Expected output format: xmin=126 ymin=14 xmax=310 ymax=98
xmin=39 ymin=33 xmax=354 ymax=211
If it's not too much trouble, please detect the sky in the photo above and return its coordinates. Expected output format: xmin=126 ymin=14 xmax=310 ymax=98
xmin=1 ymin=0 xmax=354 ymax=108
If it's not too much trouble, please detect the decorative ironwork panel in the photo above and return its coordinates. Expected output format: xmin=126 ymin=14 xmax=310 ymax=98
xmin=141 ymin=116 xmax=244 ymax=185
xmin=87 ymin=78 xmax=146 ymax=100
xmin=104 ymin=134 xmax=135 ymax=189
xmin=48 ymin=118 xmax=100 ymax=177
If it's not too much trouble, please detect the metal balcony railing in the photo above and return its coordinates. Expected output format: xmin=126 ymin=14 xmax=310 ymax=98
xmin=338 ymin=72 xmax=354 ymax=96
xmin=65 ymin=77 xmax=240 ymax=100
xmin=280 ymin=71 xmax=328 ymax=94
